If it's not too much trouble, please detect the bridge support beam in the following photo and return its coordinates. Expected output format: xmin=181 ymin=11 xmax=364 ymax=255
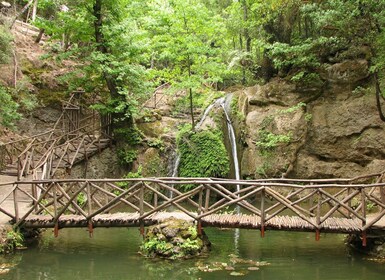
xmin=362 ymin=231 xmax=367 ymax=247
xmin=197 ymin=220 xmax=202 ymax=236
xmin=315 ymin=229 xmax=320 ymax=241
xmin=54 ymin=223 xmax=59 ymax=237
xmin=88 ymin=221 xmax=94 ymax=238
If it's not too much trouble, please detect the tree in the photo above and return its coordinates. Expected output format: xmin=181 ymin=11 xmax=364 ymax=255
xmin=146 ymin=0 xmax=227 ymax=128
xmin=35 ymin=0 xmax=150 ymax=127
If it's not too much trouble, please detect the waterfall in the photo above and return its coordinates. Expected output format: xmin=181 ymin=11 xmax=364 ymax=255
xmin=170 ymin=97 xmax=225 ymax=198
xmin=220 ymin=97 xmax=241 ymax=193
xmin=220 ymin=95 xmax=241 ymax=253
xmin=170 ymin=95 xmax=241 ymax=201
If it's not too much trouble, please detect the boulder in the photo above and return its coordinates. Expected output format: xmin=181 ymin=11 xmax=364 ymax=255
xmin=320 ymin=59 xmax=369 ymax=84
xmin=140 ymin=218 xmax=210 ymax=259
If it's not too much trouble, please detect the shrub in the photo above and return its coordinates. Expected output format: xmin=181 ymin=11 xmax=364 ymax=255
xmin=0 ymin=86 xmax=21 ymax=129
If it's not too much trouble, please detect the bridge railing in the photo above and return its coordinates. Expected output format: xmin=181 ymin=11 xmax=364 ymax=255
xmin=3 ymin=177 xmax=384 ymax=241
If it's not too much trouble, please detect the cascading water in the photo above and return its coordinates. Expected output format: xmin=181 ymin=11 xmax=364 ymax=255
xmin=220 ymin=97 xmax=241 ymax=190
xmin=170 ymin=94 xmax=242 ymax=250
xmin=220 ymin=95 xmax=241 ymax=253
xmin=170 ymin=97 xmax=225 ymax=198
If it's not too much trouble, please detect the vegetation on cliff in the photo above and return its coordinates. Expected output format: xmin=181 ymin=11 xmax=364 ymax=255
xmin=1 ymin=0 xmax=385 ymax=180
xmin=176 ymin=125 xmax=230 ymax=187
xmin=2 ymin=0 xmax=384 ymax=129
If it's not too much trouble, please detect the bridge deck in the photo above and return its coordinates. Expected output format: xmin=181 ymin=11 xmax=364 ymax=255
xmin=20 ymin=212 xmax=364 ymax=234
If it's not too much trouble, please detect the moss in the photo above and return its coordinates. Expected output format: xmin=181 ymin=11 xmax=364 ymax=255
xmin=176 ymin=126 xmax=230 ymax=190
xmin=36 ymin=89 xmax=67 ymax=106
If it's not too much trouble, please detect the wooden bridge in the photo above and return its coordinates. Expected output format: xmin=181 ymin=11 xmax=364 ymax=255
xmin=0 ymin=91 xmax=112 ymax=181
xmin=1 ymin=175 xmax=385 ymax=245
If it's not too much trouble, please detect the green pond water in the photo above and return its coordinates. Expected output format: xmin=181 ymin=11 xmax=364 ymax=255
xmin=1 ymin=227 xmax=384 ymax=280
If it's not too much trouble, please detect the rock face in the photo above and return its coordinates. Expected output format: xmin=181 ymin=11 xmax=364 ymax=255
xmin=347 ymin=234 xmax=385 ymax=259
xmin=140 ymin=218 xmax=211 ymax=259
xmin=236 ymin=58 xmax=385 ymax=179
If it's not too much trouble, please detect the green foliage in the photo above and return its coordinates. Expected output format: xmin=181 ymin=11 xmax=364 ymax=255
xmin=141 ymin=237 xmax=169 ymax=254
xmin=177 ymin=125 xmax=229 ymax=190
xmin=255 ymin=130 xmax=291 ymax=151
xmin=147 ymin=138 xmax=164 ymax=151
xmin=179 ymin=238 xmax=201 ymax=254
xmin=0 ymin=26 xmax=12 ymax=64
xmin=76 ymin=192 xmax=86 ymax=207
xmin=230 ymin=95 xmax=245 ymax=122
xmin=278 ymin=102 xmax=306 ymax=114
xmin=0 ymin=229 xmax=24 ymax=254
xmin=123 ymin=165 xmax=143 ymax=179
xmin=0 ymin=86 xmax=21 ymax=129
xmin=114 ymin=127 xmax=143 ymax=145
xmin=117 ymin=147 xmax=138 ymax=166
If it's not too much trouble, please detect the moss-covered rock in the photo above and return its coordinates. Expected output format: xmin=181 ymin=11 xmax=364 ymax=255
xmin=347 ymin=234 xmax=385 ymax=260
xmin=177 ymin=127 xmax=230 ymax=184
xmin=0 ymin=227 xmax=24 ymax=254
xmin=140 ymin=218 xmax=211 ymax=259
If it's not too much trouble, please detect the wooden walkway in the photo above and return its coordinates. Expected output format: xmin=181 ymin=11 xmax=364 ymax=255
xmin=0 ymin=176 xmax=384 ymax=244
xmin=0 ymin=92 xmax=112 ymax=180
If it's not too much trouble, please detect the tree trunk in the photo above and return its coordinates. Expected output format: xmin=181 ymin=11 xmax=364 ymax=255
xmin=374 ymin=72 xmax=385 ymax=122
xmin=31 ymin=0 xmax=38 ymax=22
xmin=35 ymin=28 xmax=44 ymax=43
xmin=187 ymin=55 xmax=195 ymax=129
xmin=93 ymin=0 xmax=119 ymax=99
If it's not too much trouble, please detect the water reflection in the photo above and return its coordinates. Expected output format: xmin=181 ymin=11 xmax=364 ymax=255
xmin=1 ymin=228 xmax=384 ymax=280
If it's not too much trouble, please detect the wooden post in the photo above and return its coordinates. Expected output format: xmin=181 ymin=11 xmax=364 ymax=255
xmin=381 ymin=186 xmax=385 ymax=205
xmin=347 ymin=187 xmax=352 ymax=218
xmin=87 ymin=182 xmax=92 ymax=215
xmin=197 ymin=187 xmax=203 ymax=236
xmin=53 ymin=184 xmax=58 ymax=217
xmin=87 ymin=182 xmax=94 ymax=237
xmin=361 ymin=187 xmax=367 ymax=247
xmin=309 ymin=183 xmax=314 ymax=215
xmin=17 ymin=158 xmax=21 ymax=181
xmin=153 ymin=193 xmax=158 ymax=208
xmin=13 ymin=185 xmax=19 ymax=223
xmin=316 ymin=190 xmax=321 ymax=241
xmin=260 ymin=188 xmax=265 ymax=238
xmin=32 ymin=183 xmax=37 ymax=213
xmin=204 ymin=187 xmax=210 ymax=212
xmin=54 ymin=183 xmax=59 ymax=237
xmin=139 ymin=183 xmax=144 ymax=236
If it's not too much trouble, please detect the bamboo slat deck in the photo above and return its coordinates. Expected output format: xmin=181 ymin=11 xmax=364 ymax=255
xmin=19 ymin=212 xmax=363 ymax=234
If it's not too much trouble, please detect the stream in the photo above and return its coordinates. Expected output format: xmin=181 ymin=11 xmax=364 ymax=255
xmin=1 ymin=228 xmax=384 ymax=279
